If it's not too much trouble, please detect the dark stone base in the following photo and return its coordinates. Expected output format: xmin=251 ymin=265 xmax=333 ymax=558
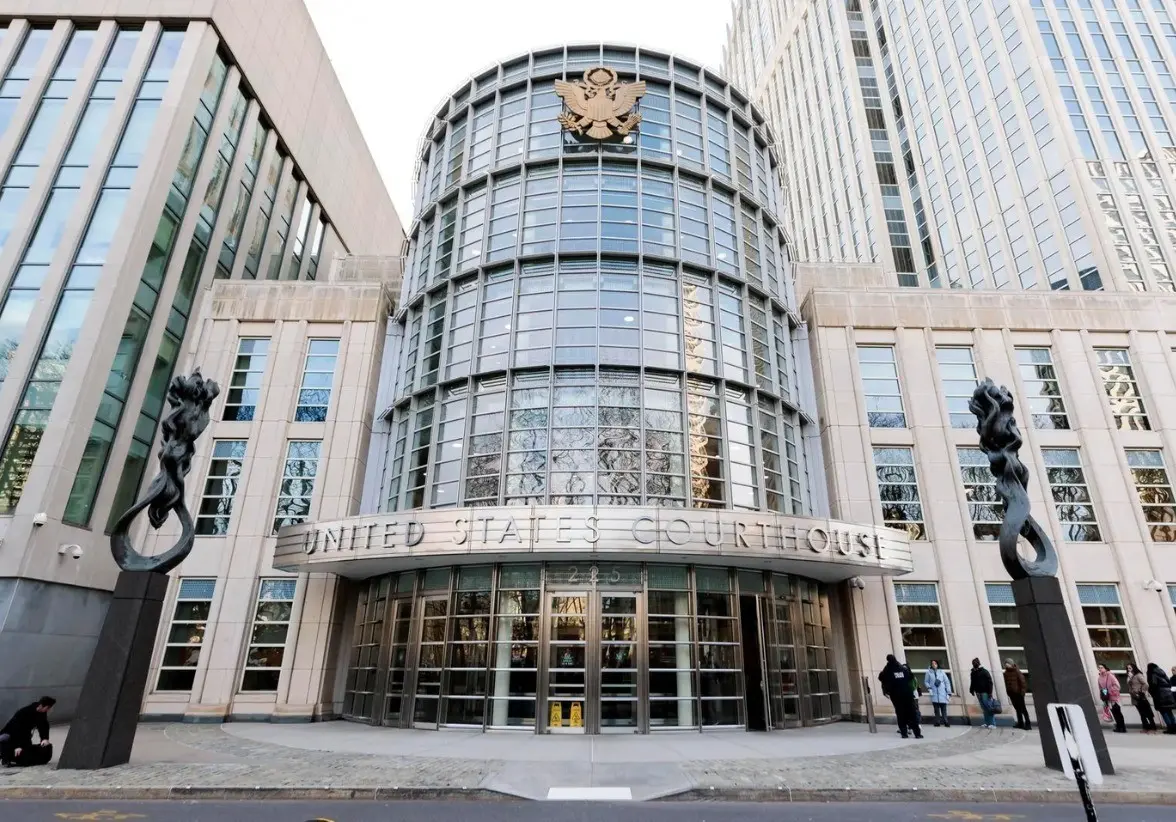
xmin=1013 ymin=575 xmax=1114 ymax=775
xmin=57 ymin=571 xmax=169 ymax=770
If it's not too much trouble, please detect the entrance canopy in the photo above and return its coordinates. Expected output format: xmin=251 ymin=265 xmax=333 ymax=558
xmin=274 ymin=506 xmax=913 ymax=582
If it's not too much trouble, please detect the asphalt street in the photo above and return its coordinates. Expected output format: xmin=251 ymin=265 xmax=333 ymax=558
xmin=0 ymin=801 xmax=1170 ymax=822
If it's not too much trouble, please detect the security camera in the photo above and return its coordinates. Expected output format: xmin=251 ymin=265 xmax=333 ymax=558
xmin=849 ymin=577 xmax=866 ymax=590
xmin=32 ymin=513 xmax=47 ymax=526
xmin=71 ymin=545 xmax=83 ymax=560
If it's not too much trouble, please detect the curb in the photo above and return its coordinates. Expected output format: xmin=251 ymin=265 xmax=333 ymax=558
xmin=0 ymin=785 xmax=1173 ymax=803
xmin=661 ymin=787 xmax=1176 ymax=804
xmin=0 ymin=786 xmax=510 ymax=801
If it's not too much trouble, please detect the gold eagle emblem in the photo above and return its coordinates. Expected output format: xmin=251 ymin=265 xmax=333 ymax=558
xmin=555 ymin=66 xmax=647 ymax=141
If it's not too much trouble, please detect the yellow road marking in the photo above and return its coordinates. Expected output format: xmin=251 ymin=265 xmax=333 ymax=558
xmin=927 ymin=812 xmax=1025 ymax=821
xmin=54 ymin=812 xmax=146 ymax=821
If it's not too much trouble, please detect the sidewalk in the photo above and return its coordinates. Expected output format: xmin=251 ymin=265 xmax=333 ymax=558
xmin=0 ymin=720 xmax=1172 ymax=803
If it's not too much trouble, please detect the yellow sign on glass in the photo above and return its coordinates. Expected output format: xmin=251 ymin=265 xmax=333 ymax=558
xmin=549 ymin=701 xmax=562 ymax=727
xmin=570 ymin=701 xmax=583 ymax=728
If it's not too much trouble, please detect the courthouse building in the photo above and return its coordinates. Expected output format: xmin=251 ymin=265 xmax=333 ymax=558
xmin=0 ymin=2 xmax=402 ymax=721
xmin=140 ymin=43 xmax=914 ymax=732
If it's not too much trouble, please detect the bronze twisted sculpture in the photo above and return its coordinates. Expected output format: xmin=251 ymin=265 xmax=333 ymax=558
xmin=109 ymin=369 xmax=220 ymax=574
xmin=967 ymin=378 xmax=1059 ymax=579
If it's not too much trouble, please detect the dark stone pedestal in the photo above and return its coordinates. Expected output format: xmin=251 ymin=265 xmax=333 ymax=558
xmin=57 ymin=571 xmax=169 ymax=770
xmin=1013 ymin=575 xmax=1114 ymax=775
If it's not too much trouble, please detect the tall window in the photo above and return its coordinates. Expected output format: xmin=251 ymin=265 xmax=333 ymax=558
xmin=195 ymin=440 xmax=247 ymax=536
xmin=272 ymin=441 xmax=321 ymax=533
xmin=223 ymin=338 xmax=269 ymax=421
xmin=1041 ymin=448 xmax=1101 ymax=542
xmin=1095 ymin=348 xmax=1150 ymax=430
xmin=873 ymin=447 xmax=926 ymax=539
xmin=1076 ymin=584 xmax=1134 ymax=678
xmin=985 ymin=583 xmax=1027 ymax=676
xmin=957 ymin=447 xmax=1000 ymax=540
xmin=294 ymin=339 xmax=339 ymax=422
xmin=1015 ymin=347 xmax=1069 ymax=429
xmin=893 ymin=582 xmax=948 ymax=674
xmin=935 ymin=346 xmax=978 ymax=428
xmin=857 ymin=345 xmax=906 ymax=427
xmin=156 ymin=579 xmax=215 ymax=691
xmin=1126 ymin=449 xmax=1176 ymax=542
xmin=241 ymin=579 xmax=297 ymax=692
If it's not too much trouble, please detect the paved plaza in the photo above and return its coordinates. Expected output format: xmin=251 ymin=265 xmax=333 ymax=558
xmin=0 ymin=720 xmax=1173 ymax=803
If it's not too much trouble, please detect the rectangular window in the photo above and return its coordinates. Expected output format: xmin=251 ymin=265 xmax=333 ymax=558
xmin=156 ymin=579 xmax=215 ymax=691
xmin=1015 ymin=347 xmax=1069 ymax=429
xmin=985 ymin=583 xmax=1027 ymax=677
xmin=1126 ymin=449 xmax=1176 ymax=542
xmin=873 ymin=447 xmax=926 ymax=539
xmin=240 ymin=578 xmax=297 ymax=692
xmin=294 ymin=339 xmax=339 ymax=422
xmin=1042 ymin=449 xmax=1101 ymax=542
xmin=273 ymin=441 xmax=321 ymax=533
xmin=195 ymin=440 xmax=247 ymax=536
xmin=1095 ymin=348 xmax=1150 ymax=430
xmin=893 ymin=582 xmax=948 ymax=674
xmin=223 ymin=338 xmax=269 ymax=421
xmin=1076 ymin=584 xmax=1134 ymax=678
xmin=857 ymin=345 xmax=906 ymax=427
xmin=935 ymin=346 xmax=978 ymax=428
xmin=957 ymin=447 xmax=1000 ymax=540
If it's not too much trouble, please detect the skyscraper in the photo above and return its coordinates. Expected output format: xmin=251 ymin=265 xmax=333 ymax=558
xmin=725 ymin=0 xmax=1176 ymax=718
xmin=0 ymin=2 xmax=402 ymax=720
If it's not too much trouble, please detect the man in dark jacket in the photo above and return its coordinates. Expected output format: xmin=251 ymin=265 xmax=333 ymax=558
xmin=969 ymin=658 xmax=997 ymax=728
xmin=879 ymin=654 xmax=923 ymax=739
xmin=0 ymin=696 xmax=55 ymax=767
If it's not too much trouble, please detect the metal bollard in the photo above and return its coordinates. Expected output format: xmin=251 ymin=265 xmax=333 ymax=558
xmin=862 ymin=675 xmax=877 ymax=733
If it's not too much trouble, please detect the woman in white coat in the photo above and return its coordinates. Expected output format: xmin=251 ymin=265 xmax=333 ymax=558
xmin=923 ymin=659 xmax=953 ymax=727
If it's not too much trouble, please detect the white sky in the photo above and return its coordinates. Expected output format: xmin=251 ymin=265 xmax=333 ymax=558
xmin=303 ymin=0 xmax=732 ymax=226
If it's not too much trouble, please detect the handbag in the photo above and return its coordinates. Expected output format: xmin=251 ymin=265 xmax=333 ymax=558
xmin=985 ymin=694 xmax=1003 ymax=714
xmin=1100 ymin=688 xmax=1110 ymax=699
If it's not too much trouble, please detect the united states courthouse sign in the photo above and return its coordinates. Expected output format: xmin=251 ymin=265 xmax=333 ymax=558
xmin=274 ymin=506 xmax=913 ymax=581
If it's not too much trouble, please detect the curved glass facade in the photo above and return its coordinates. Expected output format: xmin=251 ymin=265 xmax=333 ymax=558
xmin=341 ymin=563 xmax=840 ymax=732
xmin=353 ymin=45 xmax=841 ymax=734
xmin=384 ymin=44 xmax=813 ymax=516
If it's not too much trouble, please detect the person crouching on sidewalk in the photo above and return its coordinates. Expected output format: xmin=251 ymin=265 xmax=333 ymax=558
xmin=0 ymin=696 xmax=55 ymax=767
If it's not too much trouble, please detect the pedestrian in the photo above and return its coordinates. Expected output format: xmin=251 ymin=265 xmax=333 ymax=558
xmin=1002 ymin=659 xmax=1031 ymax=731
xmin=902 ymin=661 xmax=923 ymax=727
xmin=879 ymin=654 xmax=923 ymax=739
xmin=0 ymin=696 xmax=54 ymax=767
xmin=1096 ymin=663 xmax=1126 ymax=733
xmin=968 ymin=657 xmax=997 ymax=729
xmin=1125 ymin=663 xmax=1157 ymax=732
xmin=924 ymin=659 xmax=952 ymax=727
xmin=1146 ymin=663 xmax=1176 ymax=734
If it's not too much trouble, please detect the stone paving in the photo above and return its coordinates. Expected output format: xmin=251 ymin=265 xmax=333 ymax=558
xmin=0 ymin=720 xmax=1171 ymax=802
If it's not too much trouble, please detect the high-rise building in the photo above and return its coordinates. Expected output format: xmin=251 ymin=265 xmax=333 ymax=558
xmin=0 ymin=2 xmax=402 ymax=720
xmin=725 ymin=0 xmax=1176 ymax=718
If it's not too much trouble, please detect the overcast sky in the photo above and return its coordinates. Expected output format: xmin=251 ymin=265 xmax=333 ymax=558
xmin=303 ymin=0 xmax=731 ymax=226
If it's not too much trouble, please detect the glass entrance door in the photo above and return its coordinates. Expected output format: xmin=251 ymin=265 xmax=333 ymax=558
xmin=543 ymin=592 xmax=641 ymax=733
xmin=382 ymin=599 xmax=413 ymax=726
xmin=546 ymin=593 xmax=588 ymax=733
xmin=599 ymin=593 xmax=639 ymax=732
xmin=412 ymin=595 xmax=448 ymax=728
